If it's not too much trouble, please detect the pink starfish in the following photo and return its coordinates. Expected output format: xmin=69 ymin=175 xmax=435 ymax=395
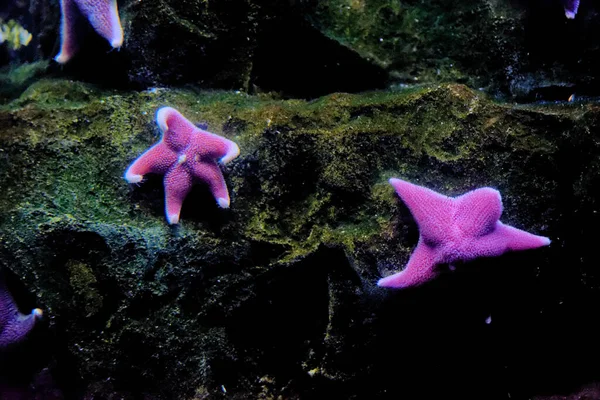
xmin=54 ymin=0 xmax=124 ymax=64
xmin=378 ymin=178 xmax=551 ymax=289
xmin=124 ymin=107 xmax=240 ymax=225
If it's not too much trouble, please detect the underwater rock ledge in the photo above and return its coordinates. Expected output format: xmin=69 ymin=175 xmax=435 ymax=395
xmin=1 ymin=80 xmax=600 ymax=398
xmin=18 ymin=0 xmax=600 ymax=100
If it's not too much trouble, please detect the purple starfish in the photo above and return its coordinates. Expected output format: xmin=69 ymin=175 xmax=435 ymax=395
xmin=377 ymin=178 xmax=551 ymax=289
xmin=563 ymin=0 xmax=580 ymax=19
xmin=54 ymin=0 xmax=124 ymax=64
xmin=0 ymin=275 xmax=43 ymax=349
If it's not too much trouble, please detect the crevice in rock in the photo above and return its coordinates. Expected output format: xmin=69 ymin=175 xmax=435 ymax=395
xmin=220 ymin=245 xmax=340 ymax=390
xmin=248 ymin=9 xmax=389 ymax=99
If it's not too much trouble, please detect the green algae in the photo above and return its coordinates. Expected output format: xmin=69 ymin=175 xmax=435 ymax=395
xmin=66 ymin=260 xmax=103 ymax=317
xmin=0 ymin=79 xmax=564 ymax=267
xmin=0 ymin=61 xmax=49 ymax=104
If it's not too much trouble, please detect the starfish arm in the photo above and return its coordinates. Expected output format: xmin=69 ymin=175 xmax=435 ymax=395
xmin=466 ymin=222 xmax=551 ymax=258
xmin=389 ymin=178 xmax=453 ymax=242
xmin=156 ymin=107 xmax=194 ymax=151
xmin=0 ymin=309 xmax=43 ymax=349
xmin=54 ymin=0 xmax=80 ymax=64
xmin=196 ymin=132 xmax=240 ymax=165
xmin=563 ymin=0 xmax=580 ymax=18
xmin=0 ymin=277 xmax=18 ymax=327
xmin=377 ymin=242 xmax=438 ymax=289
xmin=164 ymin=166 xmax=193 ymax=224
xmin=124 ymin=143 xmax=177 ymax=183
xmin=454 ymin=187 xmax=502 ymax=238
xmin=74 ymin=0 xmax=123 ymax=48
xmin=494 ymin=222 xmax=551 ymax=252
xmin=192 ymin=161 xmax=231 ymax=208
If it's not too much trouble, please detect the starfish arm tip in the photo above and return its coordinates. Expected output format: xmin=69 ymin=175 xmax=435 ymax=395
xmin=109 ymin=24 xmax=124 ymax=49
xmin=377 ymin=274 xmax=402 ymax=288
xmin=54 ymin=52 xmax=69 ymax=64
xmin=156 ymin=107 xmax=177 ymax=133
xmin=220 ymin=143 xmax=240 ymax=165
xmin=124 ymin=171 xmax=143 ymax=183
xmin=32 ymin=308 xmax=43 ymax=318
xmin=167 ymin=214 xmax=180 ymax=225
xmin=217 ymin=198 xmax=230 ymax=208
xmin=111 ymin=37 xmax=123 ymax=48
xmin=565 ymin=6 xmax=579 ymax=19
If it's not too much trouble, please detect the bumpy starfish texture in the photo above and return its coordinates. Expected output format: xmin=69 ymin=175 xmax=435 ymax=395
xmin=378 ymin=178 xmax=551 ymax=289
xmin=563 ymin=0 xmax=580 ymax=18
xmin=0 ymin=275 xmax=43 ymax=349
xmin=54 ymin=0 xmax=123 ymax=64
xmin=124 ymin=107 xmax=240 ymax=225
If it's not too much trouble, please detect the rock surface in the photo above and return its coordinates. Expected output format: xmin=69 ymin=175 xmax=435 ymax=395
xmin=1 ymin=79 xmax=600 ymax=398
xmin=6 ymin=0 xmax=600 ymax=99
xmin=15 ymin=0 xmax=388 ymax=97
xmin=308 ymin=0 xmax=600 ymax=100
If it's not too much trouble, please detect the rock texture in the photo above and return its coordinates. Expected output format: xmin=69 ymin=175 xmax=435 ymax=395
xmin=5 ymin=0 xmax=600 ymax=99
xmin=17 ymin=0 xmax=388 ymax=96
xmin=1 ymin=80 xmax=600 ymax=398
xmin=308 ymin=0 xmax=600 ymax=100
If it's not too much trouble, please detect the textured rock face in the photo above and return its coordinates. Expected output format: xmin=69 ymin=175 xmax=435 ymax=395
xmin=15 ymin=0 xmax=388 ymax=96
xmin=307 ymin=0 xmax=600 ymax=99
xmin=1 ymin=80 xmax=600 ymax=398
xmin=10 ymin=0 xmax=600 ymax=98
xmin=122 ymin=0 xmax=259 ymax=89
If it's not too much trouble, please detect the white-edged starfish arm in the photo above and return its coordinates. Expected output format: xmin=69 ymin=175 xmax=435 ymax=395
xmin=219 ymin=139 xmax=240 ymax=165
xmin=55 ymin=0 xmax=80 ymax=63
xmin=0 ymin=310 xmax=42 ymax=347
xmin=163 ymin=166 xmax=193 ymax=225
xmin=195 ymin=131 xmax=240 ymax=165
xmin=75 ymin=0 xmax=123 ymax=48
xmin=465 ymin=222 xmax=551 ymax=258
xmin=494 ymin=222 xmax=551 ymax=252
xmin=378 ymin=242 xmax=438 ymax=289
xmin=192 ymin=162 xmax=231 ymax=208
xmin=156 ymin=107 xmax=196 ymax=134
xmin=564 ymin=0 xmax=580 ymax=18
xmin=0 ymin=276 xmax=43 ymax=348
xmin=124 ymin=143 xmax=177 ymax=183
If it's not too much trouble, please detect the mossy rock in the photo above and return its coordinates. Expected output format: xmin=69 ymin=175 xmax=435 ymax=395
xmin=307 ymin=0 xmax=600 ymax=99
xmin=21 ymin=0 xmax=258 ymax=90
xmin=0 ymin=79 xmax=599 ymax=398
xmin=19 ymin=0 xmax=388 ymax=97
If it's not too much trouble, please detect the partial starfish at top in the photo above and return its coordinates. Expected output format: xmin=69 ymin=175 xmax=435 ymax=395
xmin=124 ymin=107 xmax=240 ymax=225
xmin=0 ymin=273 xmax=43 ymax=349
xmin=54 ymin=0 xmax=124 ymax=64
xmin=563 ymin=0 xmax=580 ymax=18
xmin=378 ymin=178 xmax=551 ymax=289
